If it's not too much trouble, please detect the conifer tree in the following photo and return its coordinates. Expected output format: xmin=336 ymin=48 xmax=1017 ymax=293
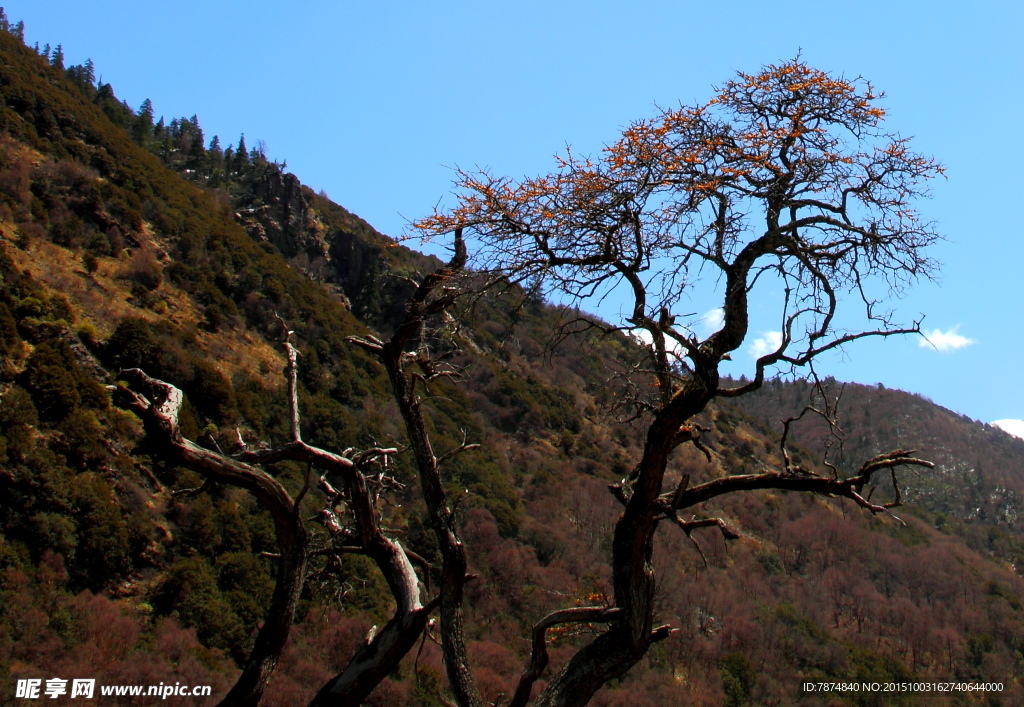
xmin=159 ymin=132 xmax=173 ymax=163
xmin=66 ymin=60 xmax=97 ymax=97
xmin=93 ymin=84 xmax=132 ymax=127
xmin=183 ymin=115 xmax=204 ymax=155
xmin=50 ymin=43 xmax=64 ymax=70
xmin=132 ymin=98 xmax=154 ymax=146
xmin=186 ymin=121 xmax=207 ymax=172
xmin=208 ymin=134 xmax=222 ymax=161
xmin=235 ymin=133 xmax=250 ymax=169
xmin=207 ymin=136 xmax=224 ymax=181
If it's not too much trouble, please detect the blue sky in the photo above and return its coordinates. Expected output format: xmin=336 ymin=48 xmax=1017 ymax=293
xmin=9 ymin=1 xmax=1023 ymax=423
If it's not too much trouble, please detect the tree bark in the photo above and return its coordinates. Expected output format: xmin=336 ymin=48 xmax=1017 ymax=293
xmin=350 ymin=229 xmax=484 ymax=707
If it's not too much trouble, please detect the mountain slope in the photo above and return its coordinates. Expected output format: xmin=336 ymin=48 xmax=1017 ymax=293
xmin=733 ymin=380 xmax=1024 ymax=567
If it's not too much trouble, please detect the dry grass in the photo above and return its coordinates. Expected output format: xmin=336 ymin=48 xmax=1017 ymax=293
xmin=6 ymin=234 xmax=285 ymax=387
xmin=0 ymin=132 xmax=285 ymax=386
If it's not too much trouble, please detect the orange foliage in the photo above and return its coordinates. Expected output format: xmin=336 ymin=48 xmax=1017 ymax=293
xmin=414 ymin=58 xmax=942 ymax=278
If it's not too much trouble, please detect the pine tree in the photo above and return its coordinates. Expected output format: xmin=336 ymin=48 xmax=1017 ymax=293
xmin=94 ymin=84 xmax=129 ymax=127
xmin=235 ymin=134 xmax=249 ymax=169
xmin=51 ymin=44 xmax=64 ymax=71
xmin=132 ymin=99 xmax=154 ymax=145
xmin=184 ymin=115 xmax=204 ymax=154
xmin=208 ymin=135 xmax=224 ymax=175
xmin=159 ymin=133 xmax=173 ymax=162
xmin=66 ymin=60 xmax=97 ymax=97
xmin=185 ymin=117 xmax=207 ymax=172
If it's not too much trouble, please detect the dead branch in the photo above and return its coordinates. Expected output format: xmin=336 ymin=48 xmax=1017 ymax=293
xmin=669 ymin=423 xmax=713 ymax=461
xmin=114 ymin=370 xmax=306 ymax=707
xmin=669 ymin=473 xmax=690 ymax=510
xmin=667 ymin=515 xmax=741 ymax=541
xmin=672 ymin=449 xmax=934 ymax=519
xmin=115 ymin=351 xmax=431 ymax=707
xmin=171 ymin=477 xmax=215 ymax=498
xmin=367 ymin=227 xmax=487 ymax=707
xmin=437 ymin=430 xmax=482 ymax=467
xmin=661 ymin=512 xmax=740 ymax=569
xmin=509 ymin=607 xmax=622 ymax=707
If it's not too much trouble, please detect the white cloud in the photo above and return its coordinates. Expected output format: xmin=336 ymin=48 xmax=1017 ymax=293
xmin=992 ymin=419 xmax=1024 ymax=441
xmin=631 ymin=327 xmax=654 ymax=347
xmin=749 ymin=331 xmax=783 ymax=359
xmin=699 ymin=308 xmax=724 ymax=335
xmin=629 ymin=326 xmax=685 ymax=358
xmin=918 ymin=326 xmax=976 ymax=352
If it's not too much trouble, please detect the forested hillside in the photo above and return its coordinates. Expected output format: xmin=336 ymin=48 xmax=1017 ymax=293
xmin=735 ymin=380 xmax=1024 ymax=574
xmin=1 ymin=16 xmax=1023 ymax=705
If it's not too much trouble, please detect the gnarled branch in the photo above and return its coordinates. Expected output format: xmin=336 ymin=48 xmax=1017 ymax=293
xmin=114 ymin=352 xmax=430 ymax=707
xmin=509 ymin=607 xmax=622 ymax=707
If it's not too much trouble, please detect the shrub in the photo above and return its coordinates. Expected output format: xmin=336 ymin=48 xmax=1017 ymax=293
xmin=0 ymin=385 xmax=38 ymax=428
xmin=80 ymin=247 xmax=97 ymax=274
xmin=49 ymin=294 xmax=74 ymax=322
xmin=21 ymin=344 xmax=81 ymax=422
xmin=50 ymin=214 xmax=85 ymax=246
xmin=157 ymin=556 xmax=247 ymax=660
xmin=720 ymin=652 xmax=757 ymax=707
xmin=104 ymin=317 xmax=157 ymax=369
xmin=20 ymin=339 xmax=106 ymax=423
xmin=0 ymin=301 xmax=20 ymax=353
xmin=57 ymin=408 xmax=109 ymax=468
xmin=71 ymin=472 xmax=130 ymax=590
xmin=128 ymin=248 xmax=162 ymax=291
xmin=29 ymin=512 xmax=78 ymax=563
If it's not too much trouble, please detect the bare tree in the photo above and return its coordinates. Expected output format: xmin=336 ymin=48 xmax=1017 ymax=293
xmin=334 ymin=229 xmax=486 ymax=707
xmin=113 ymin=235 xmax=479 ymax=706
xmin=414 ymin=59 xmax=940 ymax=705
xmin=114 ymin=340 xmax=431 ymax=707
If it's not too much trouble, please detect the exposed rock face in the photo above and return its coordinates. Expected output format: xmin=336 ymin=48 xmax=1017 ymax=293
xmin=326 ymin=228 xmax=416 ymax=330
xmin=234 ymin=165 xmax=419 ymax=330
xmin=243 ymin=168 xmax=329 ymax=262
